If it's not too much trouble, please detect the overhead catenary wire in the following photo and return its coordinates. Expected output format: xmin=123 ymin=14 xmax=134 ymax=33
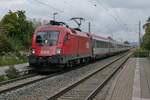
xmin=30 ymin=0 xmax=131 ymax=39
xmin=94 ymin=0 xmax=132 ymax=32
xmin=32 ymin=0 xmax=64 ymax=13
xmin=99 ymin=0 xmax=133 ymax=32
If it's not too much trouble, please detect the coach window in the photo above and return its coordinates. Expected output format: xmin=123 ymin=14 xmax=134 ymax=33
xmin=93 ymin=40 xmax=96 ymax=48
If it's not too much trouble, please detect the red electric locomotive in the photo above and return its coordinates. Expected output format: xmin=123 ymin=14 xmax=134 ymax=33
xmin=29 ymin=20 xmax=131 ymax=71
xmin=29 ymin=21 xmax=92 ymax=71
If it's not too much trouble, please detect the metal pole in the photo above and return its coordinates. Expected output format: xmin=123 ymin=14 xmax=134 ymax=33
xmin=53 ymin=14 xmax=55 ymax=21
xmin=88 ymin=22 xmax=91 ymax=33
xmin=139 ymin=20 xmax=141 ymax=47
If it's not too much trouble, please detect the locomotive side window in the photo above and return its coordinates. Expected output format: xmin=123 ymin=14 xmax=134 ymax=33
xmin=64 ymin=34 xmax=69 ymax=43
xmin=36 ymin=31 xmax=59 ymax=46
xmin=93 ymin=39 xmax=96 ymax=48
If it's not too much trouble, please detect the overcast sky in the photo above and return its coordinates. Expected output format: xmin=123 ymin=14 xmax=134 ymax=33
xmin=0 ymin=0 xmax=150 ymax=42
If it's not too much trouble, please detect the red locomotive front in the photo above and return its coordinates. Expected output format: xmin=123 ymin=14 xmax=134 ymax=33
xmin=29 ymin=23 xmax=92 ymax=70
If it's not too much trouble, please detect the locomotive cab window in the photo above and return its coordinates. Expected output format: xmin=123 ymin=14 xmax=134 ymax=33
xmin=36 ymin=35 xmax=43 ymax=44
xmin=36 ymin=31 xmax=59 ymax=46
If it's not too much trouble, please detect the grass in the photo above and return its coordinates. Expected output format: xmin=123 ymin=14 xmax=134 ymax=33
xmin=0 ymin=52 xmax=27 ymax=66
xmin=132 ymin=49 xmax=150 ymax=58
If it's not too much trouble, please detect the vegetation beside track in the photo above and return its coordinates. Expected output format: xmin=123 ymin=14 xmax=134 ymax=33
xmin=132 ymin=49 xmax=150 ymax=57
xmin=0 ymin=65 xmax=20 ymax=82
xmin=0 ymin=52 xmax=27 ymax=66
xmin=142 ymin=17 xmax=150 ymax=50
xmin=0 ymin=10 xmax=34 ymax=66
xmin=133 ymin=17 xmax=150 ymax=58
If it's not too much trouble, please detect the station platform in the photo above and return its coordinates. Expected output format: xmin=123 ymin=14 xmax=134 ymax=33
xmin=106 ymin=58 xmax=150 ymax=100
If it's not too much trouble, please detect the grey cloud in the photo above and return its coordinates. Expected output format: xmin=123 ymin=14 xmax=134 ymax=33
xmin=105 ymin=0 xmax=150 ymax=9
xmin=0 ymin=0 xmax=149 ymax=42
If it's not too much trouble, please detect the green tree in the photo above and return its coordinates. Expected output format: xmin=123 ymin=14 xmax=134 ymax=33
xmin=142 ymin=17 xmax=150 ymax=50
xmin=0 ymin=33 xmax=14 ymax=54
xmin=0 ymin=10 xmax=34 ymax=49
xmin=124 ymin=41 xmax=130 ymax=44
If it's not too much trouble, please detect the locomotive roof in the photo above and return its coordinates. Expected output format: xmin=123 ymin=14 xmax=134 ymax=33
xmin=35 ymin=25 xmax=91 ymax=38
xmin=35 ymin=25 xmax=66 ymax=32
xmin=67 ymin=28 xmax=90 ymax=38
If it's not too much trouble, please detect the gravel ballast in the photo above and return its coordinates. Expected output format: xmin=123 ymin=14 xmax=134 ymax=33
xmin=0 ymin=54 xmax=122 ymax=100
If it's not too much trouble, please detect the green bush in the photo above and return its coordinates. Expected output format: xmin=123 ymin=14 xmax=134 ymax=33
xmin=0 ymin=75 xmax=6 ymax=82
xmin=132 ymin=49 xmax=150 ymax=57
xmin=5 ymin=65 xmax=20 ymax=79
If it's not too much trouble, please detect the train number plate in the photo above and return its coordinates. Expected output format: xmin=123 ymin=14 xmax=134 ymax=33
xmin=40 ymin=50 xmax=49 ymax=55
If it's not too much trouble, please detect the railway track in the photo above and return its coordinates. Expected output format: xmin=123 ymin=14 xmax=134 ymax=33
xmin=0 ymin=63 xmax=94 ymax=95
xmin=0 ymin=69 xmax=36 ymax=86
xmin=0 ymin=52 xmax=131 ymax=100
xmin=0 ymin=71 xmax=61 ymax=94
xmin=48 ymin=52 xmax=131 ymax=100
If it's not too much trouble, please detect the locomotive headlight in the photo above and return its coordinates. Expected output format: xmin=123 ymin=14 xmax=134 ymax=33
xmin=32 ymin=49 xmax=35 ymax=54
xmin=56 ymin=48 xmax=61 ymax=54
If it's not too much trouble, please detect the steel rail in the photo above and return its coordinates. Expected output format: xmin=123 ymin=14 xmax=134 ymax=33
xmin=0 ymin=71 xmax=63 ymax=94
xmin=0 ymin=62 xmax=91 ymax=95
xmin=0 ymin=70 xmax=37 ymax=86
xmin=48 ymin=52 xmax=129 ymax=100
xmin=0 ymin=73 xmax=37 ymax=86
xmin=85 ymin=53 xmax=131 ymax=100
